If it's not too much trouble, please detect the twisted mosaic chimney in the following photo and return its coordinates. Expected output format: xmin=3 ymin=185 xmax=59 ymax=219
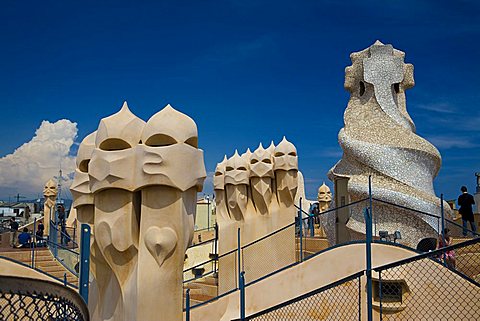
xmin=328 ymin=41 xmax=452 ymax=245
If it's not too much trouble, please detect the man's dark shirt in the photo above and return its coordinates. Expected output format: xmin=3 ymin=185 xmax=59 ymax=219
xmin=9 ymin=221 xmax=19 ymax=231
xmin=458 ymin=192 xmax=475 ymax=221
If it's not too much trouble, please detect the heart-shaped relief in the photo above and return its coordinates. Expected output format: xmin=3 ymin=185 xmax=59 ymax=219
xmin=144 ymin=226 xmax=178 ymax=268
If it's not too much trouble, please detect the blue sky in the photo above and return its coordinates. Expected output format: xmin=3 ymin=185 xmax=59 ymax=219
xmin=0 ymin=0 xmax=479 ymax=202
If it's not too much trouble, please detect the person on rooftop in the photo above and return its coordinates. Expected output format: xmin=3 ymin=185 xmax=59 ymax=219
xmin=458 ymin=186 xmax=477 ymax=237
xmin=9 ymin=217 xmax=19 ymax=248
xmin=18 ymin=227 xmax=32 ymax=248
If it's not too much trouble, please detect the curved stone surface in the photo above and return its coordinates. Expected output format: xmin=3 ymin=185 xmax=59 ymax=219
xmin=328 ymin=41 xmax=452 ymax=245
xmin=72 ymin=101 xmax=206 ymax=321
xmin=215 ymin=137 xmax=311 ymax=292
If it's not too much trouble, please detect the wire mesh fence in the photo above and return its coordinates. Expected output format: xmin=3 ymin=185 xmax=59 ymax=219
xmin=182 ymin=248 xmax=237 ymax=309
xmin=217 ymin=249 xmax=238 ymax=296
xmin=183 ymin=239 xmax=217 ymax=285
xmin=374 ymin=237 xmax=480 ymax=321
xmin=445 ymin=217 xmax=480 ymax=239
xmin=183 ymin=188 xmax=479 ymax=316
xmin=0 ymin=275 xmax=89 ymax=321
xmin=49 ymin=221 xmax=78 ymax=250
xmin=241 ymin=272 xmax=362 ymax=321
xmin=372 ymin=198 xmax=440 ymax=248
xmin=242 ymin=223 xmax=296 ymax=285
xmin=298 ymin=199 xmax=369 ymax=253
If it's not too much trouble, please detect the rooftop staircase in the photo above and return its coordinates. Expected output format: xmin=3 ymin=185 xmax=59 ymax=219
xmin=0 ymin=247 xmax=78 ymax=287
xmin=183 ymin=224 xmax=331 ymax=307
xmin=184 ymin=275 xmax=218 ymax=306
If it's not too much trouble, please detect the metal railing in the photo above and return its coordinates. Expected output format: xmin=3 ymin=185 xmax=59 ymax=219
xmin=36 ymin=233 xmax=80 ymax=277
xmin=0 ymin=254 xmax=78 ymax=290
xmin=242 ymin=223 xmax=297 ymax=285
xmin=0 ymin=275 xmax=89 ymax=321
xmin=237 ymin=271 xmax=363 ymax=321
xmin=226 ymin=236 xmax=480 ymax=321
xmin=185 ymin=176 xmax=480 ymax=320
xmin=183 ymin=223 xmax=219 ymax=283
xmin=374 ymin=237 xmax=480 ymax=320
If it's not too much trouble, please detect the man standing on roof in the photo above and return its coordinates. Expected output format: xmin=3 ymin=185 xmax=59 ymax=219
xmin=9 ymin=217 xmax=19 ymax=247
xmin=458 ymin=186 xmax=477 ymax=237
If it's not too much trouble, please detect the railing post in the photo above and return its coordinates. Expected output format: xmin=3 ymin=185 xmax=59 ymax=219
xmin=308 ymin=204 xmax=315 ymax=237
xmin=79 ymin=224 xmax=91 ymax=303
xmin=48 ymin=207 xmax=53 ymax=243
xmin=368 ymin=175 xmax=373 ymax=231
xmin=238 ymin=227 xmax=246 ymax=320
xmin=298 ymin=197 xmax=303 ymax=262
xmin=358 ymin=275 xmax=362 ymax=320
xmin=185 ymin=288 xmax=191 ymax=321
xmin=379 ymin=270 xmax=383 ymax=321
xmin=239 ymin=271 xmax=246 ymax=321
xmin=207 ymin=195 xmax=211 ymax=230
xmin=367 ymin=175 xmax=374 ymax=321
xmin=213 ymin=223 xmax=218 ymax=276
xmin=364 ymin=206 xmax=373 ymax=321
xmin=73 ymin=224 xmax=77 ymax=249
xmin=50 ymin=207 xmax=58 ymax=258
xmin=31 ymin=217 xmax=37 ymax=268
xmin=237 ymin=227 xmax=242 ymax=286
xmin=440 ymin=194 xmax=447 ymax=266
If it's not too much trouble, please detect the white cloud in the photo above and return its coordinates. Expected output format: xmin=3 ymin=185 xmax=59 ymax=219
xmin=427 ymin=135 xmax=478 ymax=149
xmin=313 ymin=147 xmax=343 ymax=158
xmin=415 ymin=102 xmax=457 ymax=114
xmin=0 ymin=119 xmax=78 ymax=199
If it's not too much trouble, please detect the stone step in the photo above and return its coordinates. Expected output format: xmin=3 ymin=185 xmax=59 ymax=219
xmin=35 ymin=260 xmax=60 ymax=267
xmin=295 ymin=237 xmax=330 ymax=253
xmin=183 ymin=296 xmax=204 ymax=307
xmin=295 ymin=249 xmax=316 ymax=261
xmin=185 ymin=282 xmax=218 ymax=297
xmin=0 ymin=247 xmax=78 ymax=286
xmin=194 ymin=275 xmax=218 ymax=286
xmin=304 ymin=238 xmax=329 ymax=252
xmin=182 ymin=285 xmax=215 ymax=304
xmin=188 ymin=292 xmax=215 ymax=303
xmin=1 ymin=249 xmax=52 ymax=262
xmin=37 ymin=264 xmax=67 ymax=274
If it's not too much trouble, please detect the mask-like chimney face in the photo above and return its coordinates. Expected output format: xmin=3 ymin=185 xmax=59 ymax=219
xmin=274 ymin=137 xmax=298 ymax=203
xmin=225 ymin=150 xmax=249 ymax=220
xmin=89 ymin=102 xmax=144 ymax=259
xmin=250 ymin=143 xmax=274 ymax=214
xmin=273 ymin=137 xmax=298 ymax=171
xmin=89 ymin=102 xmax=146 ymax=192
xmin=250 ymin=143 xmax=274 ymax=179
xmin=43 ymin=179 xmax=58 ymax=198
xmin=71 ymin=101 xmax=206 ymax=321
xmin=71 ymin=131 xmax=96 ymax=207
xmin=317 ymin=183 xmax=332 ymax=203
xmin=213 ymin=156 xmax=227 ymax=191
xmin=224 ymin=150 xmax=249 ymax=185
xmin=139 ymin=104 xmax=206 ymax=192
